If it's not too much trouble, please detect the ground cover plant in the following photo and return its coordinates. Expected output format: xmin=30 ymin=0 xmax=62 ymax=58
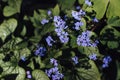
xmin=0 ymin=0 xmax=120 ymax=80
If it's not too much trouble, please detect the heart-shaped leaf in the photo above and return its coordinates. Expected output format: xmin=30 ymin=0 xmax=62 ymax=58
xmin=3 ymin=0 xmax=22 ymax=16
xmin=32 ymin=70 xmax=50 ymax=80
xmin=0 ymin=18 xmax=17 ymax=42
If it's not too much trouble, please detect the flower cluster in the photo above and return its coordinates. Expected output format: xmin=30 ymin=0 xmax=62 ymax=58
xmin=71 ymin=56 xmax=79 ymax=64
xmin=102 ymin=56 xmax=112 ymax=68
xmin=46 ymin=36 xmax=55 ymax=46
xmin=72 ymin=10 xmax=85 ymax=21
xmin=77 ymin=30 xmax=98 ymax=47
xmin=54 ymin=16 xmax=69 ymax=43
xmin=46 ymin=58 xmax=64 ymax=80
xmin=89 ymin=53 xmax=97 ymax=60
xmin=34 ymin=46 xmax=46 ymax=57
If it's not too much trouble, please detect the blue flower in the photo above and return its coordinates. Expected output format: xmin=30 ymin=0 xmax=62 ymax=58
xmin=45 ymin=59 xmax=64 ymax=80
xmin=50 ymin=58 xmax=58 ymax=67
xmin=102 ymin=56 xmax=112 ymax=68
xmin=34 ymin=46 xmax=46 ymax=56
xmin=26 ymin=71 xmax=32 ymax=79
xmin=74 ymin=22 xmax=83 ymax=30
xmin=78 ymin=9 xmax=86 ymax=16
xmin=27 ymin=74 xmax=32 ymax=79
xmin=93 ymin=17 xmax=99 ymax=22
xmin=54 ymin=16 xmax=66 ymax=29
xmin=20 ymin=56 xmax=26 ymax=61
xmin=59 ymin=32 xmax=69 ymax=43
xmin=46 ymin=67 xmax=64 ymax=80
xmin=77 ymin=31 xmax=91 ymax=46
xmin=46 ymin=36 xmax=55 ymax=46
xmin=89 ymin=53 xmax=97 ymax=60
xmin=72 ymin=10 xmax=81 ymax=20
xmin=47 ymin=10 xmax=52 ymax=16
xmin=72 ymin=10 xmax=85 ymax=20
xmin=41 ymin=19 xmax=49 ymax=25
xmin=77 ymin=31 xmax=98 ymax=47
xmin=85 ymin=0 xmax=92 ymax=6
xmin=76 ymin=6 xmax=81 ymax=10
xmin=53 ymin=16 xmax=69 ymax=44
xmin=72 ymin=56 xmax=79 ymax=64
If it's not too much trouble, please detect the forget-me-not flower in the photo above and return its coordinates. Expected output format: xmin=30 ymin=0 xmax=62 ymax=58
xmin=102 ymin=56 xmax=112 ymax=68
xmin=53 ymin=16 xmax=69 ymax=43
xmin=46 ymin=36 xmax=55 ymax=46
xmin=85 ymin=0 xmax=92 ymax=6
xmin=34 ymin=46 xmax=46 ymax=56
xmin=41 ymin=19 xmax=49 ymax=25
xmin=72 ymin=56 xmax=79 ymax=64
xmin=50 ymin=58 xmax=58 ymax=67
xmin=74 ymin=21 xmax=84 ymax=30
xmin=89 ymin=53 xmax=97 ymax=60
xmin=77 ymin=30 xmax=98 ymax=47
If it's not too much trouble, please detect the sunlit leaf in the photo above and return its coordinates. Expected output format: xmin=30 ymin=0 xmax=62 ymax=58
xmin=93 ymin=0 xmax=109 ymax=19
xmin=107 ymin=16 xmax=120 ymax=27
xmin=0 ymin=60 xmax=26 ymax=80
xmin=32 ymin=70 xmax=50 ymax=80
xmin=53 ymin=4 xmax=60 ymax=16
xmin=3 ymin=0 xmax=22 ymax=16
xmin=106 ymin=0 xmax=120 ymax=18
xmin=76 ymin=60 xmax=101 ymax=80
xmin=0 ymin=18 xmax=17 ymax=41
xmin=78 ymin=0 xmax=84 ymax=4
xmin=20 ymin=25 xmax=26 ymax=36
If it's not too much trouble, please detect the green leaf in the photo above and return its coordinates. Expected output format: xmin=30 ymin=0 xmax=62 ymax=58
xmin=93 ymin=0 xmax=109 ymax=19
xmin=85 ymin=7 xmax=93 ymax=13
xmin=27 ymin=60 xmax=34 ymax=70
xmin=30 ymin=10 xmax=47 ymax=27
xmin=81 ymin=18 xmax=86 ymax=31
xmin=3 ymin=0 xmax=22 ymax=16
xmin=106 ymin=0 xmax=120 ymax=18
xmin=54 ymin=51 xmax=62 ymax=58
xmin=76 ymin=60 xmax=101 ymax=80
xmin=40 ymin=23 xmax=55 ymax=36
xmin=34 ymin=57 xmax=45 ymax=68
xmin=116 ymin=61 xmax=120 ymax=80
xmin=100 ymin=25 xmax=120 ymax=48
xmin=0 ymin=18 xmax=17 ymax=41
xmin=32 ymin=70 xmax=50 ymax=80
xmin=3 ymin=6 xmax=17 ymax=17
xmin=107 ymin=41 xmax=119 ymax=49
xmin=15 ymin=67 xmax=26 ymax=80
xmin=1 ymin=37 xmax=22 ymax=53
xmin=20 ymin=25 xmax=26 ymax=36
xmin=0 ymin=60 xmax=26 ymax=80
xmin=57 ymin=0 xmax=75 ymax=10
xmin=19 ymin=48 xmax=31 ymax=59
xmin=70 ymin=35 xmax=77 ymax=48
xmin=78 ymin=0 xmax=84 ymax=4
xmin=78 ymin=46 xmax=101 ymax=56
xmin=107 ymin=16 xmax=120 ymax=27
xmin=53 ymin=4 xmax=60 ymax=16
